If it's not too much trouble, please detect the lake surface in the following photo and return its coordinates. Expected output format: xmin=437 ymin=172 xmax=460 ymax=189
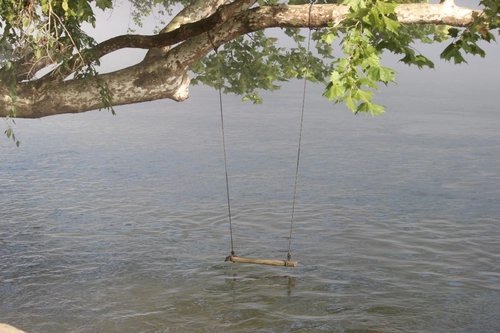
xmin=1 ymin=70 xmax=500 ymax=332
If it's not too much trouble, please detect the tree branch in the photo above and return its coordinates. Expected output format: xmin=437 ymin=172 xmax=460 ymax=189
xmin=38 ymin=0 xmax=257 ymax=84
xmin=168 ymin=2 xmax=481 ymax=72
xmin=1 ymin=2 xmax=484 ymax=118
xmin=76 ymin=2 xmax=483 ymax=74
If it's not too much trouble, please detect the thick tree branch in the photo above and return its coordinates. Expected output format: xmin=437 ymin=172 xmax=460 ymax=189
xmin=66 ymin=2 xmax=481 ymax=79
xmin=167 ymin=2 xmax=481 ymax=73
xmin=253 ymin=3 xmax=479 ymax=29
xmin=1 ymin=2 xmax=484 ymax=118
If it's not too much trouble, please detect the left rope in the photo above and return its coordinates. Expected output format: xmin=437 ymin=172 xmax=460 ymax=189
xmin=208 ymin=31 xmax=235 ymax=257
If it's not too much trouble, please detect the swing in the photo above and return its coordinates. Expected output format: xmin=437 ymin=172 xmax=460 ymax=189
xmin=209 ymin=5 xmax=313 ymax=268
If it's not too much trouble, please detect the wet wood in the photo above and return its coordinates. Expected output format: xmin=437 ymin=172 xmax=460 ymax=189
xmin=225 ymin=255 xmax=298 ymax=267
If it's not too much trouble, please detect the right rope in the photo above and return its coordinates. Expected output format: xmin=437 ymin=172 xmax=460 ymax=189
xmin=287 ymin=2 xmax=313 ymax=262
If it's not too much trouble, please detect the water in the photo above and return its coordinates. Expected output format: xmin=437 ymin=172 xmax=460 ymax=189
xmin=1 ymin=73 xmax=500 ymax=332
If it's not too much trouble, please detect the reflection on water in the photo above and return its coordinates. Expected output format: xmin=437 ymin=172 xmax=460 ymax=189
xmin=1 ymin=79 xmax=500 ymax=332
xmin=225 ymin=275 xmax=297 ymax=297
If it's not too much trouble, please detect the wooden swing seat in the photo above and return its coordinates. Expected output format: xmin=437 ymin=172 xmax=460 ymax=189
xmin=225 ymin=255 xmax=298 ymax=267
xmin=215 ymin=23 xmax=313 ymax=268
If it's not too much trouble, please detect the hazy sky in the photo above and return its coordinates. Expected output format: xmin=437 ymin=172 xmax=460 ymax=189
xmin=88 ymin=1 xmax=499 ymax=85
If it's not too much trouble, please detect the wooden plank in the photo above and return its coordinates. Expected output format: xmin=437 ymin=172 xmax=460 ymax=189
xmin=225 ymin=255 xmax=298 ymax=267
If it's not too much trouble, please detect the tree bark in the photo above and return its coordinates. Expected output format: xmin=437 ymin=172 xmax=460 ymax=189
xmin=0 ymin=2 xmax=481 ymax=118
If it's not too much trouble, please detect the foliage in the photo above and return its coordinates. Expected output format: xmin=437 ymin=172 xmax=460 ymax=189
xmin=321 ymin=0 xmax=448 ymax=115
xmin=3 ymin=119 xmax=20 ymax=148
xmin=192 ymin=0 xmax=497 ymax=114
xmin=440 ymin=0 xmax=498 ymax=64
xmin=0 ymin=0 xmax=498 ymax=145
xmin=191 ymin=29 xmax=335 ymax=103
xmin=0 ymin=0 xmax=101 ymax=63
xmin=0 ymin=0 xmax=117 ymax=144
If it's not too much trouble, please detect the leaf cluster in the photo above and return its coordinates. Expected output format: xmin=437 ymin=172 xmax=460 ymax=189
xmin=320 ymin=0 xmax=472 ymax=115
xmin=1 ymin=0 xmax=498 ymax=140
xmin=0 ymin=0 xmax=102 ymax=65
xmin=4 ymin=121 xmax=20 ymax=147
xmin=440 ymin=0 xmax=498 ymax=64
xmin=0 ymin=0 xmax=118 ymax=145
xmin=322 ymin=0 xmax=403 ymax=115
xmin=191 ymin=29 xmax=335 ymax=103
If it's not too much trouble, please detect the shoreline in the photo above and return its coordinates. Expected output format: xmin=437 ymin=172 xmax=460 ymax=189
xmin=0 ymin=324 xmax=26 ymax=333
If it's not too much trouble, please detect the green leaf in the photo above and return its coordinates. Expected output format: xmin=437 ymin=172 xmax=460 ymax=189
xmin=370 ymin=103 xmax=385 ymax=116
xmin=329 ymin=71 xmax=341 ymax=85
xmin=323 ymin=80 xmax=346 ymax=101
xmin=322 ymin=32 xmax=336 ymax=45
xmin=440 ymin=43 xmax=468 ymax=64
xmin=356 ymin=101 xmax=372 ymax=114
xmin=343 ymin=0 xmax=367 ymax=11
xmin=378 ymin=66 xmax=396 ymax=83
xmin=346 ymin=95 xmax=356 ymax=112
xmin=359 ymin=77 xmax=378 ymax=90
xmin=41 ymin=1 xmax=49 ymax=13
xmin=383 ymin=16 xmax=400 ymax=34
xmin=448 ymin=28 xmax=461 ymax=38
xmin=95 ymin=0 xmax=113 ymax=10
xmin=336 ymin=58 xmax=349 ymax=72
xmin=365 ymin=52 xmax=380 ymax=67
xmin=367 ymin=66 xmax=381 ymax=82
xmin=353 ymin=89 xmax=373 ymax=103
xmin=375 ymin=1 xmax=397 ymax=15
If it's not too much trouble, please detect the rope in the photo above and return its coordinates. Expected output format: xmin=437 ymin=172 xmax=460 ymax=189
xmin=208 ymin=31 xmax=235 ymax=256
xmin=287 ymin=3 xmax=313 ymax=262
xmin=210 ymin=2 xmax=314 ymax=261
